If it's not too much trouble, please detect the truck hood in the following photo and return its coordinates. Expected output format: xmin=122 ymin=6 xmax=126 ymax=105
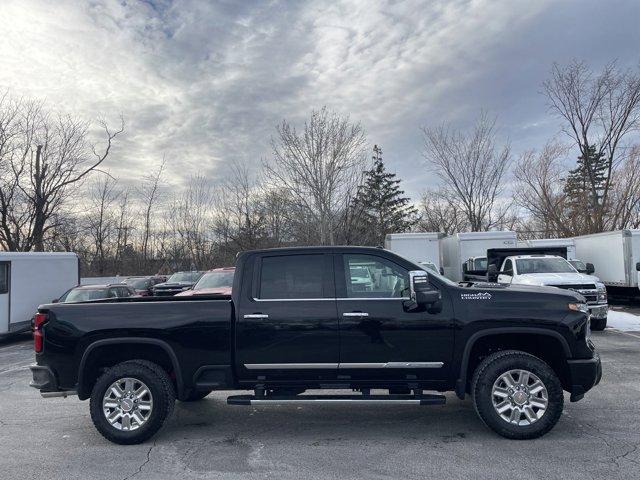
xmin=175 ymin=286 xmax=232 ymax=296
xmin=153 ymin=281 xmax=194 ymax=288
xmin=515 ymin=272 xmax=600 ymax=286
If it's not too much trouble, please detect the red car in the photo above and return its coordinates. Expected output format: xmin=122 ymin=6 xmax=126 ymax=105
xmin=175 ymin=267 xmax=235 ymax=296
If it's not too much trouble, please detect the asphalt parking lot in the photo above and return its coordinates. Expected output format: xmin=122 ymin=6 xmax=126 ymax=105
xmin=1 ymin=329 xmax=639 ymax=480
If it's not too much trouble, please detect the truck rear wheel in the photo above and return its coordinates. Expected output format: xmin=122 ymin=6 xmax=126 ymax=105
xmin=89 ymin=360 xmax=175 ymax=445
xmin=590 ymin=317 xmax=607 ymax=331
xmin=471 ymin=350 xmax=563 ymax=439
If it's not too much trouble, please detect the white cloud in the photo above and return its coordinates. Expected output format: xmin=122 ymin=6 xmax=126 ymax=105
xmin=1 ymin=0 xmax=638 ymax=197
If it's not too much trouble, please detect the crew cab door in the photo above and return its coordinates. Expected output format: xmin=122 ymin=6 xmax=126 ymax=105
xmin=335 ymin=253 xmax=454 ymax=385
xmin=235 ymin=253 xmax=339 ymax=383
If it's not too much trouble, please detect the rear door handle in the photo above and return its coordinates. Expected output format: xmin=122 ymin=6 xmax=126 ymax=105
xmin=244 ymin=314 xmax=269 ymax=319
xmin=342 ymin=312 xmax=369 ymax=317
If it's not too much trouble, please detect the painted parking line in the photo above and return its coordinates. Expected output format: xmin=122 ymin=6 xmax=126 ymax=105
xmin=608 ymin=328 xmax=640 ymax=340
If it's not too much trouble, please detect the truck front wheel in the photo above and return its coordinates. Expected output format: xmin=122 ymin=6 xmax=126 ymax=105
xmin=590 ymin=317 xmax=607 ymax=331
xmin=471 ymin=350 xmax=564 ymax=439
xmin=89 ymin=360 xmax=176 ymax=445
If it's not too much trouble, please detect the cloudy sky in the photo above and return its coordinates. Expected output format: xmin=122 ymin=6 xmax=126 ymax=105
xmin=1 ymin=0 xmax=639 ymax=198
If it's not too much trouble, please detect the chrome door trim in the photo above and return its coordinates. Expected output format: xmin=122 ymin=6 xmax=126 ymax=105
xmin=243 ymin=314 xmax=269 ymax=319
xmin=243 ymin=362 xmax=444 ymax=370
xmin=251 ymin=297 xmax=410 ymax=302
xmin=342 ymin=312 xmax=369 ymax=317
xmin=244 ymin=363 xmax=339 ymax=370
xmin=339 ymin=362 xmax=444 ymax=369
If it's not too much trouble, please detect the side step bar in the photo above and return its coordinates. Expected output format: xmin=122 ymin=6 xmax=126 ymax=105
xmin=227 ymin=394 xmax=446 ymax=406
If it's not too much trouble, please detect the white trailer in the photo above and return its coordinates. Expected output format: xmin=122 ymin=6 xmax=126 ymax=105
xmin=441 ymin=231 xmax=517 ymax=282
xmin=0 ymin=252 xmax=79 ymax=336
xmin=574 ymin=230 xmax=640 ymax=290
xmin=522 ymin=238 xmax=577 ymax=260
xmin=384 ymin=232 xmax=445 ymax=272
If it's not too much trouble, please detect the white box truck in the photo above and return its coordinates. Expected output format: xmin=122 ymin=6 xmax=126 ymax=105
xmin=523 ymin=238 xmax=577 ymax=260
xmin=384 ymin=232 xmax=445 ymax=273
xmin=574 ymin=230 xmax=640 ymax=292
xmin=0 ymin=252 xmax=79 ymax=337
xmin=441 ymin=231 xmax=517 ymax=282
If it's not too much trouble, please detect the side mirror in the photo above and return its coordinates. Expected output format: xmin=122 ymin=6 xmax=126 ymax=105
xmin=439 ymin=266 xmax=445 ymax=276
xmin=586 ymin=263 xmax=595 ymax=275
xmin=462 ymin=263 xmax=468 ymax=274
xmin=636 ymin=262 xmax=640 ymax=272
xmin=406 ymin=270 xmax=441 ymax=311
xmin=51 ymin=298 xmax=59 ymax=303
xmin=487 ymin=265 xmax=498 ymax=282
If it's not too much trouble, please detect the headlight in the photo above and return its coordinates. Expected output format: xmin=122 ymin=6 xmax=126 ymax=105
xmin=568 ymin=302 xmax=589 ymax=313
xmin=596 ymin=282 xmax=607 ymax=302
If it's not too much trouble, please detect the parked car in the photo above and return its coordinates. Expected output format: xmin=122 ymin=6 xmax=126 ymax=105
xmin=486 ymin=248 xmax=608 ymax=330
xmin=122 ymin=276 xmax=167 ymax=296
xmin=30 ymin=246 xmax=600 ymax=445
xmin=175 ymin=268 xmax=235 ymax=296
xmin=56 ymin=284 xmax=137 ymax=303
xmin=0 ymin=252 xmax=79 ymax=337
xmin=152 ymin=271 xmax=204 ymax=296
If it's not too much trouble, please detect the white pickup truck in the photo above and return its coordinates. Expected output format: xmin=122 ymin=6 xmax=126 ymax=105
xmin=489 ymin=253 xmax=608 ymax=330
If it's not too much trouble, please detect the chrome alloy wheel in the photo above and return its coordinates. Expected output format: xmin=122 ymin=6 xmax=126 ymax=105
xmin=491 ymin=369 xmax=548 ymax=426
xmin=103 ymin=377 xmax=153 ymax=431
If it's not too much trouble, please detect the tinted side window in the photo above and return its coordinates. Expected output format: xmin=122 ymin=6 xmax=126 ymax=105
xmin=259 ymin=255 xmax=324 ymax=299
xmin=0 ymin=263 xmax=8 ymax=294
xmin=343 ymin=254 xmax=409 ymax=298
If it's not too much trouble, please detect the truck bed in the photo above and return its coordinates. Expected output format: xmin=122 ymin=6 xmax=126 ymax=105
xmin=37 ymin=295 xmax=234 ymax=396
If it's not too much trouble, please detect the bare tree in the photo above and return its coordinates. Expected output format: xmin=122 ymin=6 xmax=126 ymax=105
xmin=543 ymin=61 xmax=640 ymax=232
xmin=422 ymin=112 xmax=512 ymax=231
xmin=513 ymin=142 xmax=575 ymax=238
xmin=265 ymin=107 xmax=367 ymax=245
xmin=0 ymin=93 xmax=124 ymax=251
xmin=86 ymin=177 xmax=118 ymax=275
xmin=418 ymin=189 xmax=468 ymax=234
xmin=138 ymin=158 xmax=165 ymax=264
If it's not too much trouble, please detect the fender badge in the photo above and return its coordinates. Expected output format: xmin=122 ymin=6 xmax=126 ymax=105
xmin=461 ymin=292 xmax=492 ymax=300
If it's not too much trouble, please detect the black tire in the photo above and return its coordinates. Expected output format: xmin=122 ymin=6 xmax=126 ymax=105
xmin=590 ymin=317 xmax=607 ymax=331
xmin=471 ymin=350 xmax=564 ymax=440
xmin=180 ymin=389 xmax=212 ymax=402
xmin=90 ymin=360 xmax=176 ymax=445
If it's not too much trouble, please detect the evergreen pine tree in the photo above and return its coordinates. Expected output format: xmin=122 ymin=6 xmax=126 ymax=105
xmin=352 ymin=145 xmax=418 ymax=245
xmin=564 ymin=144 xmax=609 ymax=214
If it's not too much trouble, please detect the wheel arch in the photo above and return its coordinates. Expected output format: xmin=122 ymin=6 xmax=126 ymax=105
xmin=455 ymin=328 xmax=571 ymax=399
xmin=77 ymin=338 xmax=184 ymax=400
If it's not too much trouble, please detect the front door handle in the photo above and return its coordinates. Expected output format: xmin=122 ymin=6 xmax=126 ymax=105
xmin=342 ymin=312 xmax=369 ymax=317
xmin=244 ymin=314 xmax=269 ymax=319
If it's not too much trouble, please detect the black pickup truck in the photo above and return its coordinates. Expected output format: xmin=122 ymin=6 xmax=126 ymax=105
xmin=30 ymin=246 xmax=601 ymax=444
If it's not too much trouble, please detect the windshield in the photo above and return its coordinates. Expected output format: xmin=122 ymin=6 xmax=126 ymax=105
xmin=569 ymin=260 xmax=586 ymax=271
xmin=63 ymin=288 xmax=109 ymax=302
xmin=515 ymin=257 xmax=577 ymax=274
xmin=125 ymin=278 xmax=150 ymax=289
xmin=472 ymin=257 xmax=487 ymax=270
xmin=168 ymin=272 xmax=201 ymax=283
xmin=194 ymin=271 xmax=234 ymax=289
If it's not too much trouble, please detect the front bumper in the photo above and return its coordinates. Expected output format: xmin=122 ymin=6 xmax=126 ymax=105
xmin=567 ymin=353 xmax=602 ymax=402
xmin=29 ymin=364 xmax=76 ymax=397
xmin=588 ymin=304 xmax=608 ymax=319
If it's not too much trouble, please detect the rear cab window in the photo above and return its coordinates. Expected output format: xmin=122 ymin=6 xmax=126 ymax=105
xmin=256 ymin=254 xmax=331 ymax=300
